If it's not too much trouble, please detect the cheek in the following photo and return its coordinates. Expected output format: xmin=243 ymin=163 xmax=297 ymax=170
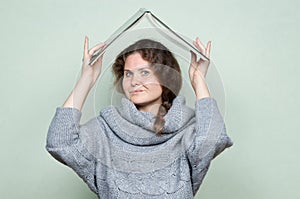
xmin=155 ymin=84 xmax=163 ymax=93
xmin=143 ymin=75 xmax=160 ymax=86
xmin=150 ymin=78 xmax=162 ymax=90
xmin=122 ymin=79 xmax=129 ymax=92
xmin=147 ymin=82 xmax=163 ymax=94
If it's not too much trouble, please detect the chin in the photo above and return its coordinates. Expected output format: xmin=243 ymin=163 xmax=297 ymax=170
xmin=129 ymin=95 xmax=146 ymax=104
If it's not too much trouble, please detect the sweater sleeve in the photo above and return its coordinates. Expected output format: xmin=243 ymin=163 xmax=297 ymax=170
xmin=186 ymin=97 xmax=233 ymax=195
xmin=46 ymin=107 xmax=105 ymax=194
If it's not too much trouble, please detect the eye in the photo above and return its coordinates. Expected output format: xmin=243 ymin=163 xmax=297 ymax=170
xmin=124 ymin=71 xmax=133 ymax=77
xmin=141 ymin=70 xmax=150 ymax=76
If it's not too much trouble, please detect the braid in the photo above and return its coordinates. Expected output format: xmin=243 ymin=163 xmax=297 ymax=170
xmin=162 ymin=101 xmax=172 ymax=110
xmin=153 ymin=101 xmax=172 ymax=135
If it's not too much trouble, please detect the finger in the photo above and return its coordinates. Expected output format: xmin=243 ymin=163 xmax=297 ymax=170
xmin=193 ymin=40 xmax=200 ymax=50
xmin=206 ymin=41 xmax=211 ymax=58
xmin=190 ymin=50 xmax=197 ymax=64
xmin=196 ymin=37 xmax=205 ymax=48
xmin=88 ymin=43 xmax=106 ymax=56
xmin=189 ymin=51 xmax=196 ymax=78
xmin=83 ymin=36 xmax=89 ymax=58
xmin=93 ymin=53 xmax=104 ymax=71
xmin=195 ymin=37 xmax=206 ymax=52
xmin=193 ymin=40 xmax=197 ymax=47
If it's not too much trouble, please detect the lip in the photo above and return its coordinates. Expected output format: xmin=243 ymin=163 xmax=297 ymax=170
xmin=130 ymin=90 xmax=144 ymax=93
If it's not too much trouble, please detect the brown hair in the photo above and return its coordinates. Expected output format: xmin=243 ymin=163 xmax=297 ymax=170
xmin=112 ymin=39 xmax=182 ymax=135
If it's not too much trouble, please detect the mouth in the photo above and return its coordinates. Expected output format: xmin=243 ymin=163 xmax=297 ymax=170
xmin=130 ymin=90 xmax=144 ymax=94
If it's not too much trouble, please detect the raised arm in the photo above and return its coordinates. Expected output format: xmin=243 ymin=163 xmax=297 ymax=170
xmin=63 ymin=36 xmax=105 ymax=110
xmin=187 ymin=38 xmax=233 ymax=194
xmin=46 ymin=37 xmax=106 ymax=193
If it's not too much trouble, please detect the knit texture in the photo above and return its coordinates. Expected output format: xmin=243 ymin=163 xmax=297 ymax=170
xmin=46 ymin=96 xmax=233 ymax=198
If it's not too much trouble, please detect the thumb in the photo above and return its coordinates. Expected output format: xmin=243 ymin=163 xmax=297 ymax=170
xmin=189 ymin=51 xmax=196 ymax=78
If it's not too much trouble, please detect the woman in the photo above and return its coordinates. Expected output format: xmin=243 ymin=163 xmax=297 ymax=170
xmin=46 ymin=37 xmax=233 ymax=198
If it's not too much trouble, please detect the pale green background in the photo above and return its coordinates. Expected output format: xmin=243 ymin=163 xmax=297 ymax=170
xmin=0 ymin=0 xmax=299 ymax=198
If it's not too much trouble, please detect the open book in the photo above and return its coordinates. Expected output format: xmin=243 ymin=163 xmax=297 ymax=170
xmin=85 ymin=9 xmax=225 ymax=118
xmin=90 ymin=8 xmax=209 ymax=65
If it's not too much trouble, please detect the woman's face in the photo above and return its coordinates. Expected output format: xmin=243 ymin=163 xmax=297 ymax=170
xmin=122 ymin=52 xmax=163 ymax=109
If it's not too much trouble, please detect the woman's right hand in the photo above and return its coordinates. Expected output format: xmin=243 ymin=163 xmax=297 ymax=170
xmin=62 ymin=37 xmax=105 ymax=110
xmin=81 ymin=36 xmax=106 ymax=87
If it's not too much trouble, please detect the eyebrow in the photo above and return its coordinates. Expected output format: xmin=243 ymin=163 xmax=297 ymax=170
xmin=124 ymin=65 xmax=151 ymax=72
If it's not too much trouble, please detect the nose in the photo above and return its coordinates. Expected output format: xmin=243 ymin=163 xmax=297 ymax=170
xmin=131 ymin=74 xmax=141 ymax=87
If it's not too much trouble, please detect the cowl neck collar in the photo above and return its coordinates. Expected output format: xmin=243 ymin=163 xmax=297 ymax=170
xmin=100 ymin=95 xmax=195 ymax=146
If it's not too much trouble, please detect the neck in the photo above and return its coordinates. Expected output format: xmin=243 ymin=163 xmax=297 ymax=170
xmin=137 ymin=103 xmax=162 ymax=116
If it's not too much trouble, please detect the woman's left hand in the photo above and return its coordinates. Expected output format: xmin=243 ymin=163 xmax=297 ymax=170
xmin=189 ymin=37 xmax=211 ymax=98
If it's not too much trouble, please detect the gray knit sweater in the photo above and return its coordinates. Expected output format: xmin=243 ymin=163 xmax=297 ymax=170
xmin=46 ymin=96 xmax=233 ymax=198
